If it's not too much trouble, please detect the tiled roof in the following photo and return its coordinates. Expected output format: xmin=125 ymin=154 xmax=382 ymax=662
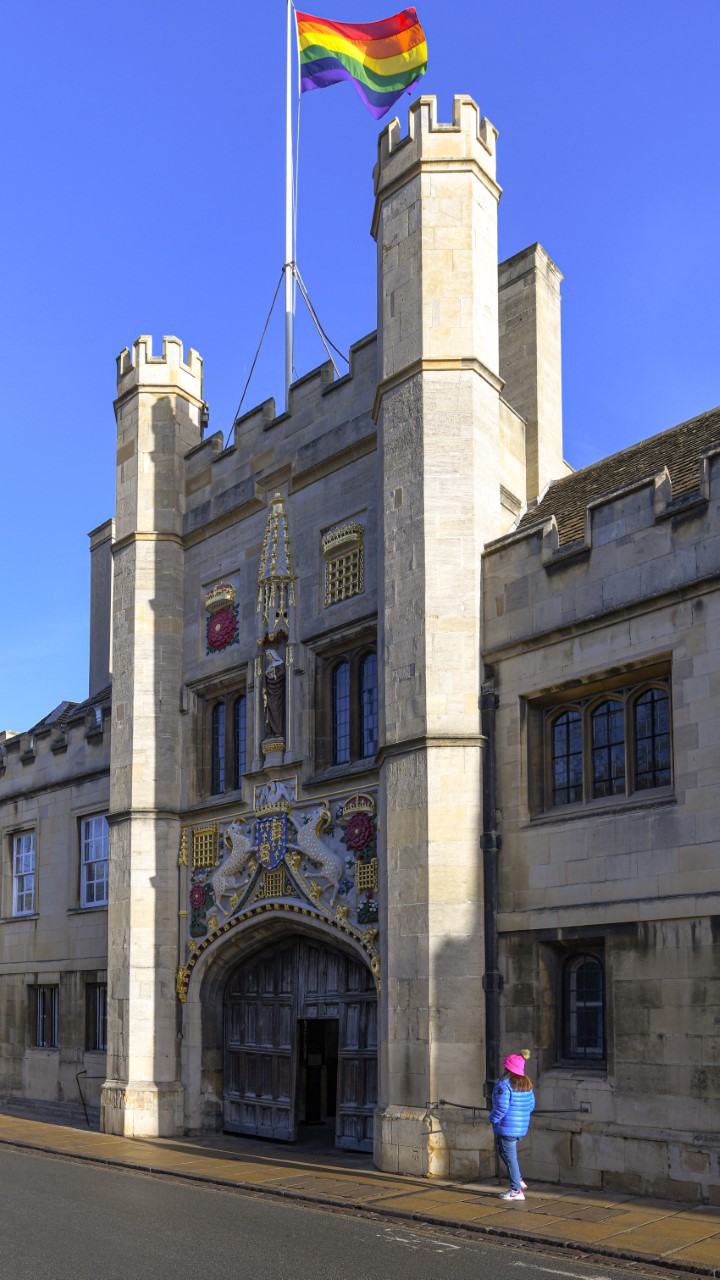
xmin=518 ymin=405 xmax=720 ymax=545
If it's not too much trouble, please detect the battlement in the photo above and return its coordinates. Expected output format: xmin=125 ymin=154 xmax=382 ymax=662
xmin=183 ymin=332 xmax=378 ymax=533
xmin=116 ymin=335 xmax=204 ymax=403
xmin=373 ymin=94 xmax=498 ymax=212
xmin=483 ymin=447 xmax=720 ymax=653
xmin=0 ymin=692 xmax=111 ymax=796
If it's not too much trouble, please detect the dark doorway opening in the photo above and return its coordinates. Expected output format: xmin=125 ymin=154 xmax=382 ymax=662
xmin=298 ymin=1018 xmax=339 ymax=1126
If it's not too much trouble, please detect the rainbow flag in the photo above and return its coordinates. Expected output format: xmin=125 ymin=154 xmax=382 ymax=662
xmin=296 ymin=8 xmax=427 ymax=120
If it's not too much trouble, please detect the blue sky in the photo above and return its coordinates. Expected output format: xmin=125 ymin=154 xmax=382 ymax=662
xmin=1 ymin=1 xmax=719 ymax=732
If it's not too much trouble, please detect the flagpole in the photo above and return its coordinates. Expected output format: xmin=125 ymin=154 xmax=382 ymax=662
xmin=285 ymin=0 xmax=294 ymax=412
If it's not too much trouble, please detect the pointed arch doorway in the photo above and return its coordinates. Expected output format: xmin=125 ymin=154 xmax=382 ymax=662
xmin=223 ymin=934 xmax=377 ymax=1151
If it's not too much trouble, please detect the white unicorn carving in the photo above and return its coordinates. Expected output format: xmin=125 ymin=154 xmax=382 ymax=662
xmin=294 ymin=805 xmax=345 ymax=906
xmin=212 ymin=822 xmax=255 ymax=913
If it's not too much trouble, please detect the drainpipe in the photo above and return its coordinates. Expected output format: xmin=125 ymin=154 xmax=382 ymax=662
xmin=481 ymin=667 xmax=502 ymax=1107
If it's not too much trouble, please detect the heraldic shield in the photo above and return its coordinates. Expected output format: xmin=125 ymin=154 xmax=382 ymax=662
xmin=255 ymin=813 xmax=288 ymax=869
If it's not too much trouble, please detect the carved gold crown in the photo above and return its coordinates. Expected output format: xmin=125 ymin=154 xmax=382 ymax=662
xmin=341 ymin=792 xmax=376 ymax=820
xmin=205 ymin=581 xmax=236 ymax=614
xmin=255 ymin=798 xmax=292 ymax=819
xmin=321 ymin=522 xmax=363 ymax=557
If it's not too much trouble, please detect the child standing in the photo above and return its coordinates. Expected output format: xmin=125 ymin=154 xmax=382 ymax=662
xmin=488 ymin=1048 xmax=535 ymax=1200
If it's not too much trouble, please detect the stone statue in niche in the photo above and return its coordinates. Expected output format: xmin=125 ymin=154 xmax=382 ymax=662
xmin=263 ymin=645 xmax=286 ymax=742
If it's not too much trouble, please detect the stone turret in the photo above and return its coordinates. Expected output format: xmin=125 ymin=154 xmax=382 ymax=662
xmin=498 ymin=244 xmax=567 ymax=501
xmin=372 ymin=96 xmax=502 ymax=1177
xmin=101 ymin=336 xmax=204 ymax=1137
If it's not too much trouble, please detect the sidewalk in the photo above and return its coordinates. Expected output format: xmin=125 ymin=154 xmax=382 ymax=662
xmin=0 ymin=1111 xmax=718 ymax=1276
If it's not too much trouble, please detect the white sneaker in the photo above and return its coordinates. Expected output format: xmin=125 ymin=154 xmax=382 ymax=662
xmin=500 ymin=1189 xmax=525 ymax=1201
xmin=520 ymin=1179 xmax=528 ymax=1191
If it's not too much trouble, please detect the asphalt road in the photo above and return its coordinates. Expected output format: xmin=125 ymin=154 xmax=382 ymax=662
xmin=0 ymin=1146 xmax=664 ymax=1280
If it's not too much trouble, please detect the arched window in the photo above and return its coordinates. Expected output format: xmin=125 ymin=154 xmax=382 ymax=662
xmin=332 ymin=661 xmax=351 ymax=765
xmin=551 ymin=709 xmax=583 ymax=805
xmin=233 ymin=695 xmax=247 ymax=790
xmin=591 ymin=699 xmax=625 ymax=798
xmin=359 ymin=652 xmax=378 ymax=758
xmin=211 ymin=702 xmax=226 ymax=795
xmin=562 ymin=953 xmax=605 ymax=1061
xmin=634 ymin=688 xmax=671 ymax=789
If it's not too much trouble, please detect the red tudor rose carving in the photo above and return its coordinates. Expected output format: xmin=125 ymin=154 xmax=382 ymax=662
xmin=343 ymin=812 xmax=374 ymax=853
xmin=206 ymin=605 xmax=238 ymax=652
xmin=189 ymin=884 xmax=206 ymax=908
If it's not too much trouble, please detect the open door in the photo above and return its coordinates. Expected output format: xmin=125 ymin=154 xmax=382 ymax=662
xmin=224 ymin=943 xmax=297 ymax=1140
xmin=298 ymin=1017 xmax=339 ymax=1126
xmin=222 ymin=934 xmax=377 ymax=1149
xmin=336 ymin=993 xmax=377 ymax=1151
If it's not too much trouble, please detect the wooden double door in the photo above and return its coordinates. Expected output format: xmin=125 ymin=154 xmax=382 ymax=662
xmin=224 ymin=936 xmax=377 ymax=1151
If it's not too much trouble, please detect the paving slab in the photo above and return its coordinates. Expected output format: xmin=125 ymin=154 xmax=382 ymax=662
xmin=0 ymin=1111 xmax=718 ymax=1276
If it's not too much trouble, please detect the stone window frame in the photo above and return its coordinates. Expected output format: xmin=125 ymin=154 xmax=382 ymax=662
xmin=199 ymin=681 xmax=249 ymax=801
xmin=536 ymin=936 xmax=609 ymax=1073
xmin=312 ymin=624 xmax=378 ymax=775
xmin=11 ymin=830 xmax=36 ymax=917
xmin=561 ymin=950 xmax=605 ymax=1063
xmin=79 ymin=814 xmax=109 ymax=909
xmin=527 ymin=664 xmax=673 ymax=817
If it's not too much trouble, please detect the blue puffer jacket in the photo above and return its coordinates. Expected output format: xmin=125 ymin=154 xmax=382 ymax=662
xmin=488 ymin=1078 xmax=536 ymax=1137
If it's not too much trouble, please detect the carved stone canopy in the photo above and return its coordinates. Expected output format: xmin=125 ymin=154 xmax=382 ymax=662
xmin=257 ymin=493 xmax=295 ymax=641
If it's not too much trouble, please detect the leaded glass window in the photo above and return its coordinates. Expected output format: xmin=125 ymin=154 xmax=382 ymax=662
xmin=211 ymin=702 xmax=226 ymax=794
xmin=591 ymin=699 xmax=626 ymax=798
xmin=359 ymin=652 xmax=378 ymax=758
xmin=233 ymin=695 xmax=247 ymax=789
xmin=563 ymin=953 xmax=604 ymax=1061
xmin=551 ymin=710 xmax=583 ymax=805
xmin=332 ymin=661 xmax=351 ymax=765
xmin=634 ymin=688 xmax=671 ymax=789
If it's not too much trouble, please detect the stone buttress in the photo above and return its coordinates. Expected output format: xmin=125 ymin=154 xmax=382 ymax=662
xmin=101 ymin=336 xmax=205 ymax=1136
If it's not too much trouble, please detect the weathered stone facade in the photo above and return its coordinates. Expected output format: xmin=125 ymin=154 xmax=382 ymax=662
xmin=0 ymin=95 xmax=717 ymax=1197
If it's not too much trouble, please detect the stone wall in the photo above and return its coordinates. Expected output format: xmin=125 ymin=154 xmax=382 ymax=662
xmin=0 ymin=697 xmax=110 ymax=1117
xmin=483 ymin=451 xmax=720 ymax=1200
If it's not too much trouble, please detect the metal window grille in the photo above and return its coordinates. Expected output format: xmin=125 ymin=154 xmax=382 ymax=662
xmin=86 ymin=983 xmax=107 ymax=1052
xmin=34 ymin=986 xmax=59 ymax=1048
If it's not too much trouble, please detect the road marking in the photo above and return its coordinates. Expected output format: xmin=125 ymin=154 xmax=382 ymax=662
xmin=511 ymin=1263 xmax=613 ymax=1280
xmin=378 ymin=1228 xmax=461 ymax=1252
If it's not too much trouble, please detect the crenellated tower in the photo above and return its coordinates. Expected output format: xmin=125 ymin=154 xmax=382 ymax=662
xmin=372 ymin=96 xmax=505 ymax=1176
xmin=101 ymin=335 xmax=205 ymax=1137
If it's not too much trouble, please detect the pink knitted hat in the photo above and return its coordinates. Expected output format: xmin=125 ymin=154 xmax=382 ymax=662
xmin=503 ymin=1049 xmax=531 ymax=1075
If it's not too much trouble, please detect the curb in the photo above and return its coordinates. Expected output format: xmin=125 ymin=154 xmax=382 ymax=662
xmin=1 ymin=1135 xmax=716 ymax=1279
